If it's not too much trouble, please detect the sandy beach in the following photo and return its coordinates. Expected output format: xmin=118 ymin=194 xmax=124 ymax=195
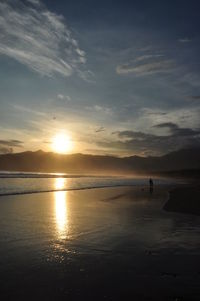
xmin=164 ymin=185 xmax=200 ymax=216
xmin=0 ymin=185 xmax=200 ymax=300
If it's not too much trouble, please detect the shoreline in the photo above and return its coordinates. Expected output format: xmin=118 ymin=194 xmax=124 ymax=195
xmin=0 ymin=182 xmax=176 ymax=198
xmin=2 ymin=182 xmax=199 ymax=217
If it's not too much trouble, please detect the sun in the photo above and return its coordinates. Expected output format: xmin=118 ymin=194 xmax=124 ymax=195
xmin=52 ymin=133 xmax=73 ymax=154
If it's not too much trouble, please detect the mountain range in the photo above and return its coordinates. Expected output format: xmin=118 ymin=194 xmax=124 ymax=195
xmin=0 ymin=148 xmax=200 ymax=176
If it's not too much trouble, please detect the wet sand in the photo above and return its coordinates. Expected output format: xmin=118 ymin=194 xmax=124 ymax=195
xmin=164 ymin=185 xmax=200 ymax=216
xmin=0 ymin=185 xmax=200 ymax=300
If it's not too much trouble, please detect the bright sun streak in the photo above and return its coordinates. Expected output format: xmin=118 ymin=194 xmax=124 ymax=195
xmin=52 ymin=133 xmax=73 ymax=154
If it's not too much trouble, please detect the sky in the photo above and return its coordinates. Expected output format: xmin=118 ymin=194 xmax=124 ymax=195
xmin=0 ymin=0 xmax=200 ymax=156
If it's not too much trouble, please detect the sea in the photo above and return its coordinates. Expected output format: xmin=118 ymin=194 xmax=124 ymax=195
xmin=0 ymin=171 xmax=178 ymax=196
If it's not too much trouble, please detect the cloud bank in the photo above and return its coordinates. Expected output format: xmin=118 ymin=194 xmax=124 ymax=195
xmin=0 ymin=139 xmax=23 ymax=154
xmin=0 ymin=0 xmax=86 ymax=77
xmin=97 ymin=123 xmax=200 ymax=156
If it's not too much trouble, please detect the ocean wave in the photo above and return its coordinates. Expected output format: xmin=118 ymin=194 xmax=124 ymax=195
xmin=0 ymin=171 xmax=98 ymax=178
xmin=0 ymin=176 xmax=178 ymax=197
xmin=0 ymin=184 xmax=140 ymax=196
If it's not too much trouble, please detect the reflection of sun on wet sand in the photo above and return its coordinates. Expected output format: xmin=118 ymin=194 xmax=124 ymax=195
xmin=1 ymin=184 xmax=200 ymax=300
xmin=54 ymin=178 xmax=68 ymax=239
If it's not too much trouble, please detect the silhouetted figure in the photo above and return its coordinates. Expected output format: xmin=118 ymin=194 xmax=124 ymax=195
xmin=149 ymin=178 xmax=153 ymax=194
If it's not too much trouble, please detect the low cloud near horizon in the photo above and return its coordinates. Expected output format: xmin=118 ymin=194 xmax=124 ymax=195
xmin=0 ymin=139 xmax=23 ymax=154
xmin=96 ymin=123 xmax=200 ymax=156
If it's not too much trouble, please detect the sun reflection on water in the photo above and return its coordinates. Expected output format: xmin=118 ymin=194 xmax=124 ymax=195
xmin=55 ymin=177 xmax=66 ymax=190
xmin=54 ymin=178 xmax=68 ymax=239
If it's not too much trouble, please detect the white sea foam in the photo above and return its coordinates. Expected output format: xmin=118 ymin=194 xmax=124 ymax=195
xmin=0 ymin=172 xmax=178 ymax=196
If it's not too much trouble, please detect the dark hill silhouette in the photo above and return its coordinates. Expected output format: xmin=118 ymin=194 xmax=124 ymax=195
xmin=0 ymin=148 xmax=200 ymax=175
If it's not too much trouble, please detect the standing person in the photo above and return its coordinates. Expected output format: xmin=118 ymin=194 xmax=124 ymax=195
xmin=149 ymin=178 xmax=153 ymax=194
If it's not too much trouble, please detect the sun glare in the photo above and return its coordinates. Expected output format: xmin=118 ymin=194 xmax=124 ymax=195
xmin=52 ymin=133 xmax=73 ymax=154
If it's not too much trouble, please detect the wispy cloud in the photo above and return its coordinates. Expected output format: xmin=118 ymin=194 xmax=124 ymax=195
xmin=95 ymin=126 xmax=105 ymax=133
xmin=57 ymin=94 xmax=71 ymax=102
xmin=190 ymin=95 xmax=200 ymax=100
xmin=13 ymin=104 xmax=46 ymax=116
xmin=0 ymin=139 xmax=23 ymax=147
xmin=0 ymin=0 xmax=86 ymax=77
xmin=178 ymin=38 xmax=191 ymax=43
xmin=116 ymin=56 xmax=174 ymax=76
xmin=0 ymin=139 xmax=23 ymax=154
xmin=141 ymin=107 xmax=200 ymax=130
xmin=135 ymin=54 xmax=164 ymax=62
xmin=153 ymin=122 xmax=178 ymax=130
xmin=92 ymin=105 xmax=113 ymax=116
xmin=27 ymin=0 xmax=40 ymax=5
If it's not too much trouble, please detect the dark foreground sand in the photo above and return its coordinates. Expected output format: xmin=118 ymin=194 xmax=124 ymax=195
xmin=164 ymin=185 xmax=200 ymax=216
xmin=0 ymin=185 xmax=200 ymax=301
